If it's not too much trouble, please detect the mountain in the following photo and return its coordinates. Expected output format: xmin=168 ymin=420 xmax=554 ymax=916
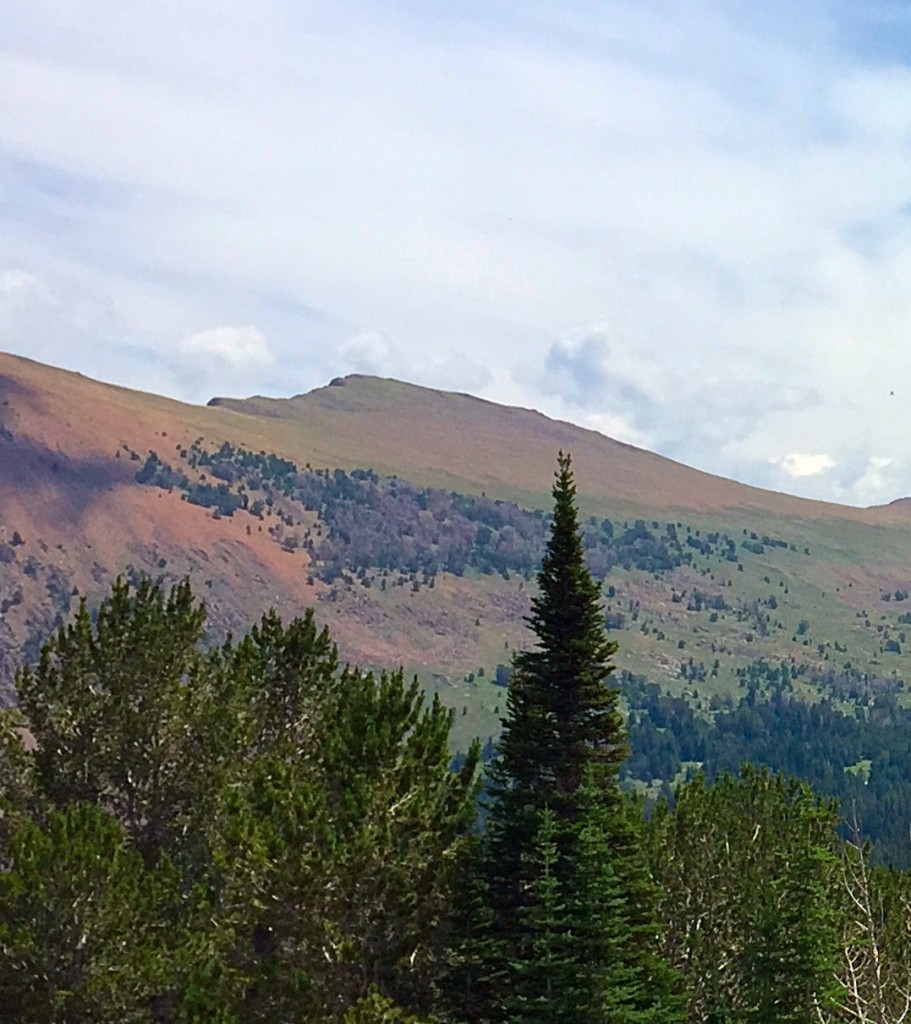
xmin=4 ymin=351 xmax=911 ymax=774
xmin=206 ymin=374 xmax=892 ymax=521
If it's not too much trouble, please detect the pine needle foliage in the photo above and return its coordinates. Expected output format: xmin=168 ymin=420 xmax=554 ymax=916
xmin=471 ymin=453 xmax=683 ymax=1024
xmin=496 ymin=451 xmax=626 ymax=814
xmin=2 ymin=574 xmax=480 ymax=1022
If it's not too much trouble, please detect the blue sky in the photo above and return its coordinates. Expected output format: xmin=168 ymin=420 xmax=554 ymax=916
xmin=4 ymin=1 xmax=911 ymax=505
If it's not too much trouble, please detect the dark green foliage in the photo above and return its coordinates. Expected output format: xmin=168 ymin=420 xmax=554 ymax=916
xmin=493 ymin=453 xmax=626 ymax=815
xmin=468 ymin=453 xmax=682 ymax=1024
xmin=623 ymin=672 xmax=911 ymax=867
xmin=135 ymin=451 xmax=188 ymax=492
xmin=646 ymin=767 xmax=844 ymax=1024
xmin=16 ymin=577 xmax=223 ymax=867
xmin=183 ymin=481 xmax=245 ymax=516
xmin=137 ymin=443 xmax=785 ymax=586
xmin=495 ymin=774 xmax=681 ymax=1024
xmin=0 ymin=575 xmax=480 ymax=1021
xmin=439 ymin=834 xmax=500 ymax=1023
xmin=0 ymin=803 xmax=181 ymax=1024
xmin=505 ymin=807 xmax=579 ymax=1023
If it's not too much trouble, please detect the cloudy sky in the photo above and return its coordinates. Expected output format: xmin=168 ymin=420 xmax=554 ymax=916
xmin=4 ymin=1 xmax=911 ymax=505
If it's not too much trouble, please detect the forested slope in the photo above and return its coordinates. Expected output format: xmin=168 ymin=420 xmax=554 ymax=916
xmin=4 ymin=352 xmax=911 ymax=864
xmin=0 ymin=466 xmax=909 ymax=1022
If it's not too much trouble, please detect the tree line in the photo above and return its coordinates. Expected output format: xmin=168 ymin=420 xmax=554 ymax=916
xmin=624 ymin=671 xmax=911 ymax=867
xmin=0 ymin=454 xmax=909 ymax=1021
xmin=135 ymin=441 xmax=784 ymax=585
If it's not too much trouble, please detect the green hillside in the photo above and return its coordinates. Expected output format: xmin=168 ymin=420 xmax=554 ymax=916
xmin=125 ymin=434 xmax=911 ymax=863
xmin=3 ymin=354 xmax=911 ymax=862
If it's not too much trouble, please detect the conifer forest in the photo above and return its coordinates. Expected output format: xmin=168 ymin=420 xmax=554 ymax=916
xmin=1 ymin=455 xmax=910 ymax=1023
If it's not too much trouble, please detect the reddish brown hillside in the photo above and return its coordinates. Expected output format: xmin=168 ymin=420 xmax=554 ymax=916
xmin=0 ymin=350 xmax=907 ymax=706
xmin=0 ymin=354 xmax=526 ymax=698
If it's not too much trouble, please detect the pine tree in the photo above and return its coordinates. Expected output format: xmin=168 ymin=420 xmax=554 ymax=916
xmin=5 ymin=575 xmax=481 ymax=1022
xmin=0 ymin=802 xmax=181 ymax=1023
xmin=505 ymin=807 xmax=575 ymax=1023
xmin=16 ymin=576 xmax=212 ymax=864
xmin=475 ymin=452 xmax=682 ymax=1024
xmin=646 ymin=767 xmax=844 ymax=1024
xmin=495 ymin=452 xmax=626 ymax=816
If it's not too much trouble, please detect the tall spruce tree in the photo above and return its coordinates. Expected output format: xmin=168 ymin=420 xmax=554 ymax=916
xmin=495 ymin=452 xmax=626 ymax=817
xmin=475 ymin=452 xmax=682 ymax=1024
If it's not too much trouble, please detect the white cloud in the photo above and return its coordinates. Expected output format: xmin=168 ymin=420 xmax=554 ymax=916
xmin=417 ymin=352 xmax=493 ymax=394
xmin=833 ymin=66 xmax=911 ymax=143
xmin=180 ymin=325 xmax=272 ymax=366
xmin=4 ymin=2 xmax=911 ymax=502
xmin=579 ymin=410 xmax=651 ymax=449
xmin=338 ymin=331 xmax=392 ymax=375
xmin=774 ymin=453 xmax=836 ymax=478
xmin=851 ymin=456 xmax=895 ymax=504
xmin=0 ymin=268 xmax=38 ymax=295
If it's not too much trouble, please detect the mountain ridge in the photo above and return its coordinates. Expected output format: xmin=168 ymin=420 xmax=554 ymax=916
xmin=6 ymin=350 xmax=911 ymax=862
xmin=3 ymin=349 xmax=911 ymax=739
xmin=4 ymin=351 xmax=906 ymax=520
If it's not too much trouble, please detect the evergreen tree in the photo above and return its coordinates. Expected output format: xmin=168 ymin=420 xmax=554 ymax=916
xmin=645 ymin=766 xmax=844 ymax=1024
xmin=440 ymin=834 xmax=500 ymax=1023
xmin=495 ymin=453 xmax=626 ymax=817
xmin=0 ymin=802 xmax=181 ymax=1023
xmin=15 ymin=576 xmax=213 ymax=865
xmin=505 ymin=807 xmax=579 ymax=1023
xmin=2 ymin=575 xmax=480 ymax=1022
xmin=474 ymin=453 xmax=682 ymax=1024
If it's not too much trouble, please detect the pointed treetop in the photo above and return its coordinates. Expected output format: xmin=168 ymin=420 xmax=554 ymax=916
xmin=494 ymin=451 xmax=625 ymax=809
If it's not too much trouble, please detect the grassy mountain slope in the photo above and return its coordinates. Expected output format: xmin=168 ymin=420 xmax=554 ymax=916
xmin=3 ymin=351 xmax=911 ymax=738
xmin=209 ymin=374 xmax=894 ymax=521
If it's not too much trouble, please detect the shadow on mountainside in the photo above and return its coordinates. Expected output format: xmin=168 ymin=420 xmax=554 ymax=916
xmin=0 ymin=371 xmax=36 ymax=407
xmin=0 ymin=430 xmax=133 ymax=524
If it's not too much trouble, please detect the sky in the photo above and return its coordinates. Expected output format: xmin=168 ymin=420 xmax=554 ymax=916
xmin=4 ymin=1 xmax=911 ymax=506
